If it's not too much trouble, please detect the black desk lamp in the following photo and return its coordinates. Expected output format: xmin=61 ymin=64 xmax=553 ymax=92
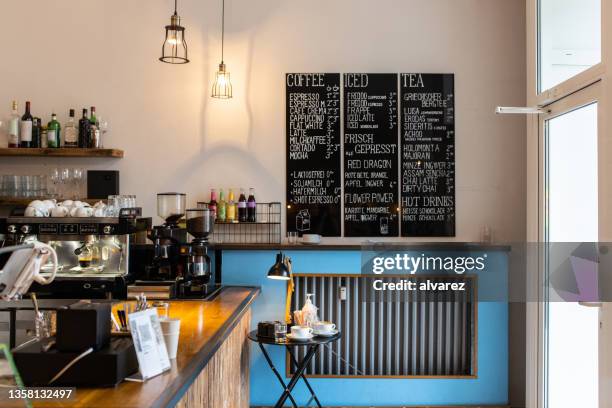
xmin=267 ymin=252 xmax=294 ymax=323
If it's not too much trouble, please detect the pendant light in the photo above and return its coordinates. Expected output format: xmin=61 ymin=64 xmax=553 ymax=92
xmin=211 ymin=0 xmax=232 ymax=98
xmin=159 ymin=0 xmax=189 ymax=64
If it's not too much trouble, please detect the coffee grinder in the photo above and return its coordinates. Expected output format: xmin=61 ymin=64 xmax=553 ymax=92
xmin=146 ymin=193 xmax=187 ymax=280
xmin=178 ymin=208 xmax=217 ymax=297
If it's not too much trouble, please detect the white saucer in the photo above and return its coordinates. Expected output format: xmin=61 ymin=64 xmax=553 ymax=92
xmin=313 ymin=329 xmax=339 ymax=337
xmin=287 ymin=333 xmax=314 ymax=341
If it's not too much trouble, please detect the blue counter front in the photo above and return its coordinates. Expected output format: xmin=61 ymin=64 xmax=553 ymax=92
xmin=220 ymin=247 xmax=509 ymax=407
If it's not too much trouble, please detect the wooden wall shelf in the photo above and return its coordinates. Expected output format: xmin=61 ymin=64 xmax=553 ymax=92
xmin=0 ymin=148 xmax=123 ymax=158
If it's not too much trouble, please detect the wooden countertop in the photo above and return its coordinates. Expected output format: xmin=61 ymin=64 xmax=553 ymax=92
xmin=3 ymin=286 xmax=260 ymax=408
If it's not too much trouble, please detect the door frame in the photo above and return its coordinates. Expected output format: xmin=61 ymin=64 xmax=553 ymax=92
xmin=525 ymin=0 xmax=609 ymax=406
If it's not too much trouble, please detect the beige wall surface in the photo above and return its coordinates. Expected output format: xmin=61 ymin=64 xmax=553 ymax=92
xmin=0 ymin=0 xmax=526 ymax=242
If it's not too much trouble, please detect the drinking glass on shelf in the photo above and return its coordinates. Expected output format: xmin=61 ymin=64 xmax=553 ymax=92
xmin=71 ymin=168 xmax=84 ymax=199
xmin=98 ymin=117 xmax=108 ymax=148
xmin=60 ymin=168 xmax=71 ymax=199
xmin=49 ymin=168 xmax=60 ymax=198
xmin=287 ymin=231 xmax=298 ymax=244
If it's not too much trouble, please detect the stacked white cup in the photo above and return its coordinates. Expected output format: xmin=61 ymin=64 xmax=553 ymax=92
xmin=159 ymin=318 xmax=181 ymax=359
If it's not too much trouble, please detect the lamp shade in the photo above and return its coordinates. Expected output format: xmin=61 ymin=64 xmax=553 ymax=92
xmin=211 ymin=63 xmax=233 ymax=98
xmin=267 ymin=253 xmax=290 ymax=280
xmin=160 ymin=14 xmax=189 ymax=64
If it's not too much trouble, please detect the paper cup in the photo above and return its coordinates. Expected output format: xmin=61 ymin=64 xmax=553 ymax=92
xmin=163 ymin=331 xmax=180 ymax=359
xmin=160 ymin=317 xmax=180 ymax=333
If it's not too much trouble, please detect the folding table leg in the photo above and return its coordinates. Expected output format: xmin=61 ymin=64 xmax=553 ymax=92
xmin=286 ymin=346 xmax=322 ymax=408
xmin=274 ymin=345 xmax=319 ymax=408
xmin=257 ymin=342 xmax=299 ymax=408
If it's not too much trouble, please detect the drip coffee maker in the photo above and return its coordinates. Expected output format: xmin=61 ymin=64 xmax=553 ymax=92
xmin=178 ymin=208 xmax=217 ymax=297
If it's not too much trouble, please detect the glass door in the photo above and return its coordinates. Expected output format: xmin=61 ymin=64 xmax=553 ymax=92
xmin=543 ymin=100 xmax=599 ymax=408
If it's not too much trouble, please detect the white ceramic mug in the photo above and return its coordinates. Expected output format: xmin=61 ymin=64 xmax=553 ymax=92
xmin=42 ymin=199 xmax=57 ymax=212
xmin=60 ymin=200 xmax=74 ymax=208
xmin=290 ymin=325 xmax=313 ymax=338
xmin=313 ymin=321 xmax=336 ymax=333
xmin=25 ymin=206 xmax=47 ymax=217
xmin=51 ymin=206 xmax=69 ymax=217
xmin=75 ymin=207 xmax=94 ymax=217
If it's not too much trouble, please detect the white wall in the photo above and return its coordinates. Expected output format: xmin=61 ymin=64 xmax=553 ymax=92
xmin=0 ymin=0 xmax=526 ymax=242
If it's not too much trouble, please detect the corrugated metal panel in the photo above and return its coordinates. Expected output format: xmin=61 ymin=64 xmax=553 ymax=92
xmin=289 ymin=274 xmax=475 ymax=377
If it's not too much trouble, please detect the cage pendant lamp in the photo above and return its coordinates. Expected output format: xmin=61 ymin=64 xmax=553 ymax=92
xmin=160 ymin=0 xmax=189 ymax=64
xmin=211 ymin=0 xmax=232 ymax=98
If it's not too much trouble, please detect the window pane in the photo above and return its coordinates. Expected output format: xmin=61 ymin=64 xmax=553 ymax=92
xmin=539 ymin=0 xmax=601 ymax=92
xmin=545 ymin=103 xmax=598 ymax=408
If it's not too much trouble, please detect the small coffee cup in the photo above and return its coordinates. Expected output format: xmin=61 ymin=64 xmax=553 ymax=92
xmin=51 ymin=206 xmax=69 ymax=217
xmin=290 ymin=325 xmax=313 ymax=338
xmin=25 ymin=206 xmax=46 ymax=217
xmin=75 ymin=207 xmax=94 ymax=217
xmin=313 ymin=321 xmax=336 ymax=333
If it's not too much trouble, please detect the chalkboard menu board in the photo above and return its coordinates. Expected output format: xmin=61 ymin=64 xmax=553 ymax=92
xmin=400 ymin=73 xmax=455 ymax=236
xmin=343 ymin=73 xmax=399 ymax=237
xmin=286 ymin=73 xmax=341 ymax=236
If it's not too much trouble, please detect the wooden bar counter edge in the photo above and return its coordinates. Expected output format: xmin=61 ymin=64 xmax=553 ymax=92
xmin=6 ymin=286 xmax=260 ymax=408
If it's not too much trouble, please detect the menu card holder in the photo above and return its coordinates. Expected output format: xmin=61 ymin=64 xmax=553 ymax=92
xmin=125 ymin=308 xmax=170 ymax=382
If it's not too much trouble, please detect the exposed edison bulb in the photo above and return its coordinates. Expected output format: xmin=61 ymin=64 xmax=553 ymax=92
xmin=211 ymin=63 xmax=233 ymax=98
xmin=167 ymin=30 xmax=182 ymax=45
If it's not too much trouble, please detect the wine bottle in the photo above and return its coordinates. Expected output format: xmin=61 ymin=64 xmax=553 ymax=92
xmin=209 ymin=188 xmax=218 ymax=219
xmin=89 ymin=106 xmax=99 ymax=148
xmin=226 ymin=189 xmax=236 ymax=222
xmin=19 ymin=101 xmax=33 ymax=148
xmin=31 ymin=118 xmax=41 ymax=148
xmin=78 ymin=108 xmax=89 ymax=148
xmin=247 ymin=188 xmax=257 ymax=222
xmin=217 ymin=189 xmax=227 ymax=222
xmin=47 ymin=113 xmax=61 ymax=148
xmin=238 ymin=188 xmax=247 ymax=222
xmin=8 ymin=101 xmax=19 ymax=148
xmin=63 ymin=109 xmax=78 ymax=147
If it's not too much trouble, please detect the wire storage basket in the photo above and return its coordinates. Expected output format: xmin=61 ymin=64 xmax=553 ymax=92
xmin=196 ymin=202 xmax=281 ymax=244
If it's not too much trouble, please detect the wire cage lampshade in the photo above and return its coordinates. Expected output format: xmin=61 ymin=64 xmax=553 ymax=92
xmin=159 ymin=0 xmax=189 ymax=64
xmin=211 ymin=63 xmax=232 ymax=98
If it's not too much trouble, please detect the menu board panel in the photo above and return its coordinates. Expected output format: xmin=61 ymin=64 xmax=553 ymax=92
xmin=400 ymin=73 xmax=455 ymax=236
xmin=286 ymin=73 xmax=342 ymax=236
xmin=343 ymin=73 xmax=399 ymax=237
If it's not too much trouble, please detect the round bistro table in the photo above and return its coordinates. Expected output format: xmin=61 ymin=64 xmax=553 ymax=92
xmin=248 ymin=329 xmax=341 ymax=408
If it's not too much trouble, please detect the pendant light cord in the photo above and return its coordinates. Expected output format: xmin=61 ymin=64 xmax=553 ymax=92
xmin=221 ymin=0 xmax=225 ymax=63
xmin=174 ymin=0 xmax=177 ymax=15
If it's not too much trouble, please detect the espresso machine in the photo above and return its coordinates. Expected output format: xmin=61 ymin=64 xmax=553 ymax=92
xmin=0 ymin=209 xmax=151 ymax=299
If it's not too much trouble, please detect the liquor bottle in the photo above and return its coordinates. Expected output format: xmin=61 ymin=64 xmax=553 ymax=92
xmin=238 ymin=188 xmax=247 ymax=222
xmin=217 ymin=189 xmax=227 ymax=222
xmin=31 ymin=118 xmax=41 ymax=148
xmin=208 ymin=189 xmax=218 ymax=219
xmin=8 ymin=101 xmax=19 ymax=148
xmin=78 ymin=108 xmax=89 ymax=148
xmin=47 ymin=113 xmax=61 ymax=148
xmin=89 ymin=106 xmax=100 ymax=148
xmin=40 ymin=125 xmax=48 ymax=148
xmin=247 ymin=188 xmax=257 ymax=222
xmin=19 ymin=101 xmax=33 ymax=148
xmin=226 ymin=189 xmax=236 ymax=222
xmin=63 ymin=109 xmax=78 ymax=147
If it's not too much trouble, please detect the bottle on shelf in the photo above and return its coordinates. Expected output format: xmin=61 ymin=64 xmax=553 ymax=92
xmin=238 ymin=188 xmax=247 ymax=222
xmin=89 ymin=106 xmax=100 ymax=148
xmin=19 ymin=101 xmax=33 ymax=148
xmin=8 ymin=101 xmax=19 ymax=148
xmin=63 ymin=109 xmax=78 ymax=147
xmin=247 ymin=188 xmax=257 ymax=222
xmin=46 ymin=113 xmax=61 ymax=148
xmin=78 ymin=108 xmax=89 ymax=148
xmin=40 ymin=125 xmax=48 ymax=148
xmin=208 ymin=188 xmax=218 ymax=219
xmin=31 ymin=118 xmax=41 ymax=148
xmin=217 ymin=189 xmax=227 ymax=222
xmin=226 ymin=189 xmax=236 ymax=222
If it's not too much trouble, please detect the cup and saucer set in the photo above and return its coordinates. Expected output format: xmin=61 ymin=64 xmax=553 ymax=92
xmin=286 ymin=321 xmax=338 ymax=341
